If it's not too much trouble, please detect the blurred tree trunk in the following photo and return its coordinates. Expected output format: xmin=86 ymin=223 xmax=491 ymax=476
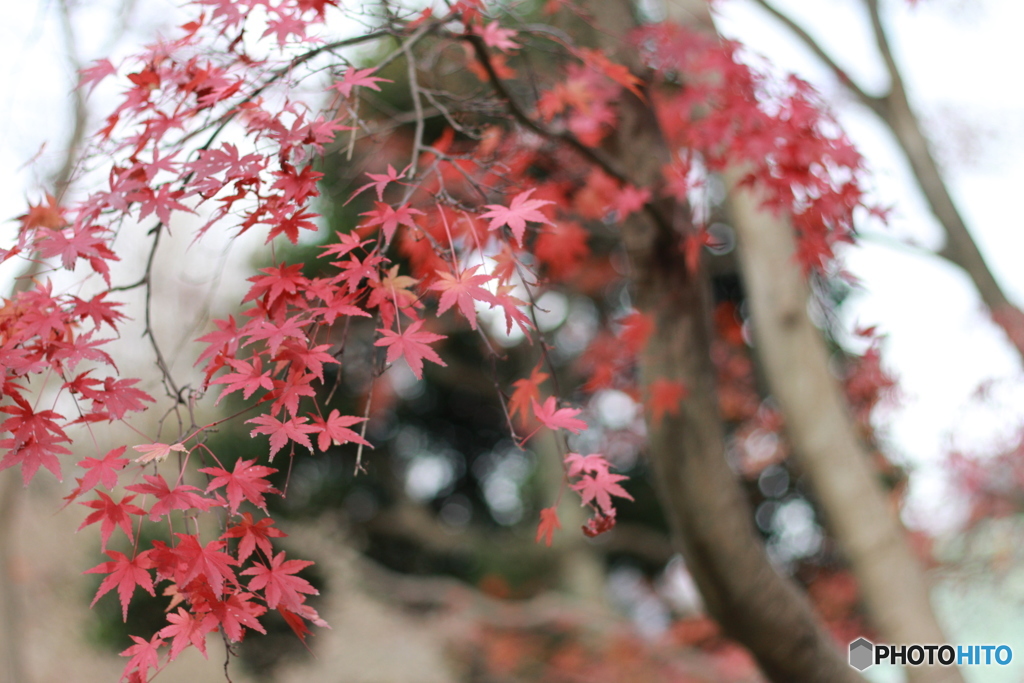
xmin=578 ymin=0 xmax=865 ymax=680
xmin=578 ymin=0 xmax=964 ymax=681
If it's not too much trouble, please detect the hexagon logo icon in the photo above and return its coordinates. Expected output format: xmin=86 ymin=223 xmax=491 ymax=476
xmin=849 ymin=638 xmax=874 ymax=671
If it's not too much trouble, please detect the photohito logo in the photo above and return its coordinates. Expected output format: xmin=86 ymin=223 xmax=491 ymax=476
xmin=849 ymin=638 xmax=1012 ymax=670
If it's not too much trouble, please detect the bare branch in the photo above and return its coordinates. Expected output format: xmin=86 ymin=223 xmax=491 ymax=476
xmin=750 ymin=0 xmax=885 ymax=114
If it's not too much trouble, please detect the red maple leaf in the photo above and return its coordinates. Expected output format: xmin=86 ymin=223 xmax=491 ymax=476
xmin=211 ymin=355 xmax=275 ymax=403
xmin=349 ymin=164 xmax=407 ymax=202
xmin=508 ymin=365 xmax=548 ymax=428
xmin=221 ymin=513 xmax=287 ymax=562
xmin=329 ymin=66 xmax=390 ymax=98
xmin=78 ymin=58 xmax=117 ymax=94
xmin=480 ymin=189 xmax=555 ymax=247
xmin=246 ymin=414 xmax=317 ymax=459
xmin=126 ymin=474 xmax=220 ymax=520
xmin=265 ymin=207 xmax=319 ymax=244
xmin=535 ymin=507 xmax=561 ymax=547
xmin=374 ymin=318 xmax=447 ymax=380
xmin=199 ymin=458 xmax=279 ymax=514
xmin=310 ymin=409 xmax=370 ymax=451
xmin=428 ymin=265 xmax=496 ymax=329
xmin=76 ymin=446 xmax=129 ymax=494
xmin=563 ymin=452 xmax=611 ymax=478
xmin=159 ymin=607 xmax=214 ymax=661
xmin=571 ymin=469 xmax=633 ymax=515
xmin=85 ymin=549 xmax=156 ymax=621
xmin=241 ymin=551 xmax=318 ymax=611
xmin=476 ymin=22 xmax=520 ymax=51
xmin=531 ymin=396 xmax=587 ymax=434
xmin=78 ymin=491 xmax=147 ymax=550
xmin=173 ymin=533 xmax=239 ymax=596
xmin=360 ymin=202 xmax=424 ymax=244
xmin=647 ymin=378 xmax=687 ymax=426
xmin=205 ymin=590 xmax=266 ymax=642
xmin=120 ymin=633 xmax=165 ymax=682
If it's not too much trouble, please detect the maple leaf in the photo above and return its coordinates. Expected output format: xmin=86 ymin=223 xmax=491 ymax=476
xmin=360 ymin=202 xmax=424 ymax=244
xmin=428 ymin=265 xmax=496 ymax=329
xmin=610 ymin=184 xmax=651 ymax=219
xmin=173 ymin=533 xmax=239 ymax=596
xmin=76 ymin=446 xmax=129 ymax=494
xmin=241 ymin=551 xmax=318 ymax=611
xmin=0 ymin=434 xmax=70 ymax=485
xmin=647 ymin=378 xmax=687 ymax=426
xmin=199 ymin=458 xmax=279 ymax=514
xmin=222 ymin=513 xmax=287 ymax=562
xmin=85 ymin=550 xmax=156 ymax=621
xmin=349 ymin=164 xmax=407 ymax=202
xmin=244 ymin=317 xmax=307 ymax=354
xmin=480 ymin=189 xmax=555 ymax=247
xmin=310 ymin=409 xmax=370 ymax=451
xmin=78 ymin=491 xmax=147 ymax=550
xmin=206 ymin=590 xmax=266 ymax=642
xmin=78 ymin=58 xmax=117 ymax=94
xmin=493 ymin=284 xmax=532 ymax=335
xmin=246 ymin=413 xmax=317 ymax=459
xmin=374 ymin=319 xmax=447 ymax=380
xmin=18 ymin=193 xmax=65 ymax=230
xmin=571 ymin=469 xmax=634 ymax=515
xmin=133 ymin=442 xmax=187 ymax=465
xmin=329 ymin=66 xmax=390 ymax=98
xmin=535 ymin=507 xmax=561 ymax=547
xmin=266 ymin=207 xmax=319 ymax=244
xmin=564 ymin=452 xmax=611 ymax=478
xmin=211 ymin=355 xmax=275 ymax=403
xmin=120 ymin=633 xmax=165 ymax=682
xmin=476 ymin=22 xmax=520 ymax=51
xmin=244 ymin=263 xmax=308 ymax=307
xmin=618 ymin=311 xmax=654 ymax=353
xmin=160 ymin=607 xmax=212 ymax=661
xmin=276 ymin=342 xmax=338 ymax=381
xmin=531 ymin=397 xmax=587 ymax=434
xmin=126 ymin=474 xmax=220 ymax=520
xmin=508 ymin=365 xmax=548 ymax=428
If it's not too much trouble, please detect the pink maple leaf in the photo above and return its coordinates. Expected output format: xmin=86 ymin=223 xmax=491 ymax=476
xmin=374 ymin=318 xmax=447 ymax=380
xmin=199 ymin=458 xmax=279 ymax=514
xmin=329 ymin=66 xmax=391 ymax=98
xmin=85 ymin=549 xmax=156 ymax=621
xmin=246 ymin=414 xmax=317 ymax=459
xmin=531 ymin=396 xmax=587 ymax=434
xmin=78 ymin=491 xmax=147 ymax=550
xmin=480 ymin=189 xmax=555 ymax=247
xmin=310 ymin=409 xmax=370 ymax=451
xmin=571 ymin=469 xmax=634 ymax=515
xmin=428 ymin=265 xmax=497 ymax=329
xmin=535 ymin=507 xmax=561 ymax=547
xmin=241 ymin=551 xmax=318 ymax=611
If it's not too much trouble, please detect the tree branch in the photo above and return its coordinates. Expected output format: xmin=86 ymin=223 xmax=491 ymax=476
xmin=750 ymin=0 xmax=885 ymax=114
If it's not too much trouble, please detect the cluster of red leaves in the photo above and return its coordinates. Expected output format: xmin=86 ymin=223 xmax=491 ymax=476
xmin=2 ymin=0 xmax=881 ymax=678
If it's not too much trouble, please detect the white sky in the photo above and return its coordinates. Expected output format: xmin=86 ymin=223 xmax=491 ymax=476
xmin=3 ymin=0 xmax=1024 ymax=533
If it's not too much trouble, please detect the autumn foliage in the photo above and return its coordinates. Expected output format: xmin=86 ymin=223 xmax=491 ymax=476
xmin=4 ymin=0 xmax=882 ymax=679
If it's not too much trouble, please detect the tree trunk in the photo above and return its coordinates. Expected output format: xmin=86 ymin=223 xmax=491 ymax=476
xmin=572 ymin=0 xmax=867 ymax=680
xmin=727 ymin=179 xmax=963 ymax=683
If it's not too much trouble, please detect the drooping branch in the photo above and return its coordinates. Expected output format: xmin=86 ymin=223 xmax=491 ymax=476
xmin=752 ymin=0 xmax=1024 ymax=358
